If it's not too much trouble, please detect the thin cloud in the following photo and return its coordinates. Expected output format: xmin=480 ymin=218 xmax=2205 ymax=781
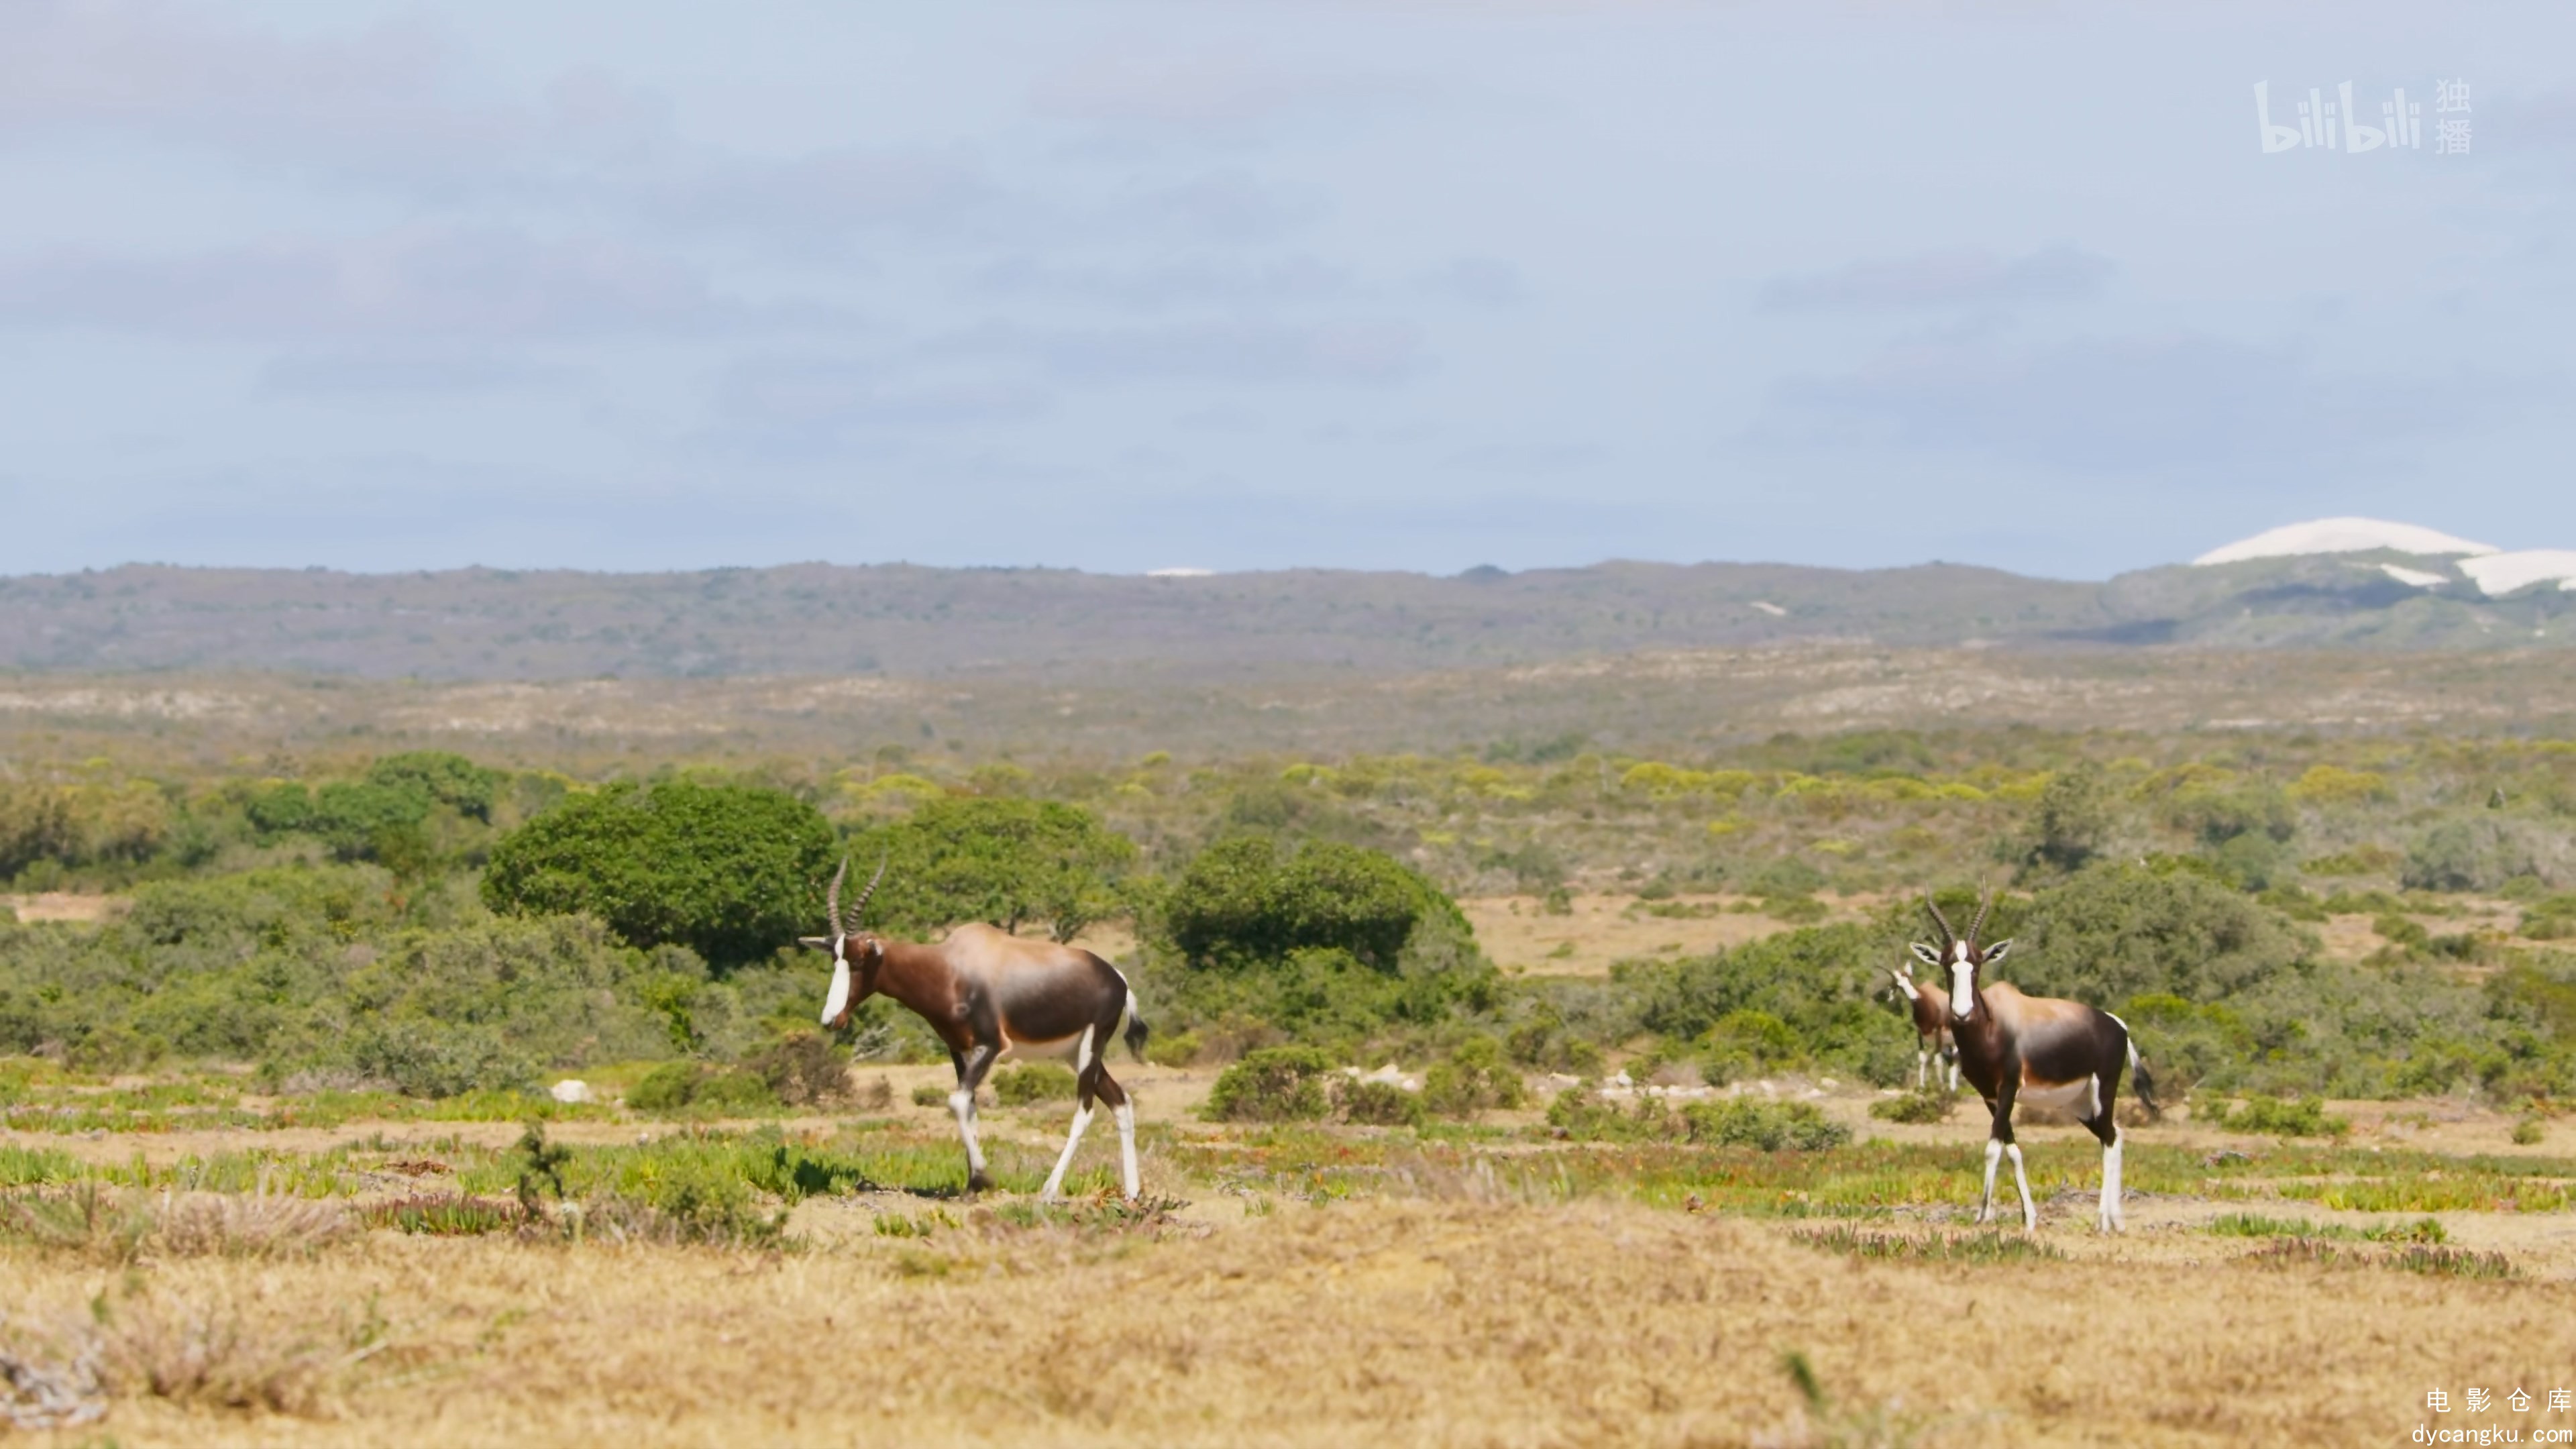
xmin=1028 ymin=52 xmax=1414 ymax=130
xmin=0 ymin=228 xmax=811 ymax=341
xmin=969 ymin=255 xmax=1352 ymax=310
xmin=1760 ymin=333 xmax=2503 ymax=473
xmin=1760 ymin=244 xmax=2114 ymax=312
xmin=924 ymin=319 xmax=1425 ymax=386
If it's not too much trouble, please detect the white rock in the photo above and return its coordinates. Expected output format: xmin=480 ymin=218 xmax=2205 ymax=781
xmin=549 ymin=1079 xmax=594 ymax=1104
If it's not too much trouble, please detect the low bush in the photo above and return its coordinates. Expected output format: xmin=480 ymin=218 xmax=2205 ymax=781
xmin=622 ymin=1062 xmax=779 ymax=1115
xmin=1545 ymin=1085 xmax=1674 ymax=1142
xmin=625 ymin=1062 xmax=703 ymax=1113
xmin=1868 ymin=1091 xmax=1953 ymax=1124
xmin=1143 ymin=1031 xmax=1202 ymax=1068
xmin=993 ymin=1063 xmax=1077 ymax=1106
xmin=1334 ymin=1078 xmax=1426 ymax=1128
xmin=1681 ymin=1097 xmax=1850 ymax=1150
xmin=1203 ymin=1046 xmax=1335 ymax=1122
xmin=910 ymin=1081 xmax=951 ymax=1108
xmin=1421 ymin=1038 xmax=1525 ymax=1118
xmin=749 ymin=1032 xmax=852 ymax=1107
xmin=2214 ymin=1095 xmax=2351 ymax=1138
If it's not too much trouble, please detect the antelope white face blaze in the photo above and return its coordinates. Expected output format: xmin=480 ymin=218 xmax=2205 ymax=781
xmin=820 ymin=943 xmax=852 ymax=1026
xmin=1949 ymin=960 xmax=1975 ymax=1018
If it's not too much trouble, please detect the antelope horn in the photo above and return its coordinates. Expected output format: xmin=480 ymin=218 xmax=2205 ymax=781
xmin=825 ymin=857 xmax=849 ymax=936
xmin=845 ymin=853 xmax=889 ymax=925
xmin=1921 ymin=890 xmax=1957 ymax=948
xmin=1968 ymin=880 xmax=1996 ymax=945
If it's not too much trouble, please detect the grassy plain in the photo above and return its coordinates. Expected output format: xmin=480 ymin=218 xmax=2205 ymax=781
xmin=6 ymin=1061 xmax=2575 ymax=1446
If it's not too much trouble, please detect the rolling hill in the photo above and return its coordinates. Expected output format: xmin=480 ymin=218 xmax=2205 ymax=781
xmin=0 ymin=521 xmax=2569 ymax=682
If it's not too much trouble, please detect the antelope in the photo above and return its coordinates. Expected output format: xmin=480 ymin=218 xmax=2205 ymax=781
xmin=1887 ymin=959 xmax=1959 ymax=1092
xmin=802 ymin=857 xmax=1149 ymax=1200
xmin=1912 ymin=888 xmax=2155 ymax=1232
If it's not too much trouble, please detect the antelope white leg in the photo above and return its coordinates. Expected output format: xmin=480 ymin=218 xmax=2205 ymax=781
xmin=1114 ymin=1101 xmax=1138 ymax=1201
xmin=2005 ymin=1142 xmax=2035 ymax=1231
xmin=1915 ymin=1049 xmax=1929 ymax=1091
xmin=1039 ymin=1105 xmax=1095 ymax=1200
xmin=2100 ymin=1134 xmax=2125 ymax=1232
xmin=1945 ymin=1056 xmax=1960 ymax=1094
xmin=1979 ymin=1139 xmax=2002 ymax=1224
xmin=949 ymin=1088 xmax=989 ymax=1182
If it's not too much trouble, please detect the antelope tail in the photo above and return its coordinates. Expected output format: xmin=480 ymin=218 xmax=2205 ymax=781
xmin=1113 ymin=967 xmax=1150 ymax=1062
xmin=2128 ymin=1038 xmax=2162 ymax=1121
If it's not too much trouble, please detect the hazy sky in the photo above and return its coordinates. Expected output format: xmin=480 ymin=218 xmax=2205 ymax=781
xmin=3 ymin=1 xmax=2571 ymax=579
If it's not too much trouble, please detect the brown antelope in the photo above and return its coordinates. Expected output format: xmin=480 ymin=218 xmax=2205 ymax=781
xmin=1912 ymin=888 xmax=2155 ymax=1232
xmin=802 ymin=858 xmax=1148 ymax=1200
xmin=1887 ymin=959 xmax=1958 ymax=1092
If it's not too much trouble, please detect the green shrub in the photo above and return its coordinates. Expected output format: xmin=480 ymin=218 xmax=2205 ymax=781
xmin=482 ymin=781 xmax=838 ymax=969
xmin=2373 ymin=914 xmax=2431 ymax=952
xmin=844 ymin=798 xmax=1138 ymax=941
xmin=993 ymin=1063 xmax=1078 ymax=1106
xmin=1702 ymin=1008 xmax=1802 ymax=1083
xmin=749 ymin=1031 xmax=853 ymax=1106
xmin=1144 ymin=1031 xmax=1202 ymax=1068
xmin=2024 ymin=761 xmax=2120 ymax=873
xmin=1334 ymin=1079 xmax=1426 ymax=1128
xmin=911 ymin=1081 xmax=951 ymax=1109
xmin=2405 ymin=818 xmax=2562 ymax=894
xmin=2215 ymin=1095 xmax=2350 ymax=1138
xmin=1203 ymin=1046 xmax=1335 ymax=1122
xmin=2513 ymin=1114 xmax=2546 ymax=1146
xmin=1681 ymin=1097 xmax=1850 ymax=1150
xmin=627 ymin=1061 xmax=705 ymax=1112
xmin=1421 ymin=1037 xmax=1525 ymax=1118
xmin=1544 ymin=1084 xmax=1673 ymax=1142
xmin=1869 ymin=1091 xmax=1953 ymax=1124
xmin=1634 ymin=924 xmax=1912 ymax=1088
xmin=1164 ymin=837 xmax=1448 ymax=970
xmin=616 ymin=1063 xmax=779 ymax=1116
xmin=692 ymin=1070 xmax=779 ymax=1113
xmin=366 ymin=751 xmax=504 ymax=822
xmin=2012 ymin=862 xmax=2310 ymax=1004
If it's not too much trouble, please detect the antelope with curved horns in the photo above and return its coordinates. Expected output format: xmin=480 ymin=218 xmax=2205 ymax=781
xmin=801 ymin=857 xmax=1150 ymax=1200
xmin=1886 ymin=957 xmax=1958 ymax=1093
xmin=1913 ymin=885 xmax=2157 ymax=1232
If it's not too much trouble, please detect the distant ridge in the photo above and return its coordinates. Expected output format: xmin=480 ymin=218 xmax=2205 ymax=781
xmin=0 ymin=549 xmax=2572 ymax=680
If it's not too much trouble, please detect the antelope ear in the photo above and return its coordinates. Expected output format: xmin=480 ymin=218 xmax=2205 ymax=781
xmin=796 ymin=936 xmax=831 ymax=951
xmin=1907 ymin=942 xmax=1942 ymax=969
xmin=1982 ymin=938 xmax=2012 ymax=964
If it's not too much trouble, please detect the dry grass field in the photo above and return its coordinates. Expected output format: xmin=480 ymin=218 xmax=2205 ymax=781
xmin=10 ymin=1190 xmax=2572 ymax=1449
xmin=6 ymin=1067 xmax=2575 ymax=1447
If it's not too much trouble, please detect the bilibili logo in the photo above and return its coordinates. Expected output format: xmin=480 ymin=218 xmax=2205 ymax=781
xmin=2253 ymin=79 xmax=2471 ymax=154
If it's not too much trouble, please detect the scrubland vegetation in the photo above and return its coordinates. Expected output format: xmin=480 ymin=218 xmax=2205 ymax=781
xmin=8 ymin=726 xmax=2576 ymax=1104
xmin=5 ymin=717 xmax=2576 ymax=1440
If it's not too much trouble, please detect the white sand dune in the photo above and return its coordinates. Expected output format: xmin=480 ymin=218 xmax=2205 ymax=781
xmin=2194 ymin=517 xmax=2499 ymax=566
xmin=2459 ymin=550 xmax=2576 ymax=597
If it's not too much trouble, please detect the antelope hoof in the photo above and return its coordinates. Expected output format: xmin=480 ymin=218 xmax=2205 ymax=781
xmin=967 ymin=1170 xmax=995 ymax=1194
